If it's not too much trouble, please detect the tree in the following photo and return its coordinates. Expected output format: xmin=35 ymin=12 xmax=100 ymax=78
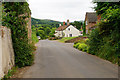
xmin=45 ymin=27 xmax=51 ymax=35
xmin=94 ymin=2 xmax=120 ymax=15
xmin=82 ymin=22 xmax=86 ymax=35
xmin=87 ymin=1 xmax=120 ymax=65
xmin=38 ymin=27 xmax=44 ymax=30
xmin=70 ymin=21 xmax=83 ymax=30
xmin=49 ymin=28 xmax=56 ymax=37
xmin=36 ymin=30 xmax=46 ymax=39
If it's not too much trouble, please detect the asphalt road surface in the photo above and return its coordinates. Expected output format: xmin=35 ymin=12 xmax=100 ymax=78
xmin=23 ymin=40 xmax=118 ymax=78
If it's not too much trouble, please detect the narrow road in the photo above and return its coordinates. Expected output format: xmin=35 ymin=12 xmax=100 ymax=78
xmin=23 ymin=40 xmax=118 ymax=78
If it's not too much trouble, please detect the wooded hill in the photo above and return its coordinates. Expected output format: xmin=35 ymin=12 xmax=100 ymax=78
xmin=31 ymin=17 xmax=61 ymax=28
xmin=31 ymin=17 xmax=62 ymax=39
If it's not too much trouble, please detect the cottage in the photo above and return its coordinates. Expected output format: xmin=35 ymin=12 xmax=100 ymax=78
xmin=85 ymin=12 xmax=97 ymax=34
xmin=54 ymin=20 xmax=82 ymax=37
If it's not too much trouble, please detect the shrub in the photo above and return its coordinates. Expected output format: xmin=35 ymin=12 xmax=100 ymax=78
xmin=87 ymin=8 xmax=120 ymax=65
xmin=74 ymin=41 xmax=78 ymax=44
xmin=87 ymin=46 xmax=90 ymax=53
xmin=32 ymin=32 xmax=39 ymax=43
xmin=87 ymin=28 xmax=101 ymax=55
xmin=78 ymin=43 xmax=88 ymax=52
xmin=3 ymin=67 xmax=18 ymax=79
xmin=85 ymin=38 xmax=89 ymax=44
xmin=73 ymin=43 xmax=81 ymax=48
xmin=73 ymin=43 xmax=76 ymax=48
xmin=74 ymin=38 xmax=86 ymax=44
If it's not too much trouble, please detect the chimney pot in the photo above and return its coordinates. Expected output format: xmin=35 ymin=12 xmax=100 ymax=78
xmin=67 ymin=19 xmax=69 ymax=25
xmin=63 ymin=21 xmax=65 ymax=25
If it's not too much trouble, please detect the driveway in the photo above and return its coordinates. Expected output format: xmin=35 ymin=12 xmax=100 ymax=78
xmin=23 ymin=40 xmax=118 ymax=78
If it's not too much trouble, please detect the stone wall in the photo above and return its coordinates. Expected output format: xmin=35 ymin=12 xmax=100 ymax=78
xmin=28 ymin=15 xmax=32 ymax=40
xmin=19 ymin=13 xmax=32 ymax=41
xmin=65 ymin=37 xmax=88 ymax=43
xmin=0 ymin=26 xmax=14 ymax=78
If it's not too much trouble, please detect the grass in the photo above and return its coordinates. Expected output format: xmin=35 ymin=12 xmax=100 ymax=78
xmin=59 ymin=37 xmax=77 ymax=43
xmin=2 ymin=66 xmax=18 ymax=79
xmin=32 ymin=32 xmax=39 ymax=43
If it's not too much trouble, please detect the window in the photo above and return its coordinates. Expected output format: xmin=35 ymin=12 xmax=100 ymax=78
xmin=69 ymin=34 xmax=72 ymax=37
xmin=68 ymin=28 xmax=70 ymax=31
xmin=86 ymin=21 xmax=88 ymax=25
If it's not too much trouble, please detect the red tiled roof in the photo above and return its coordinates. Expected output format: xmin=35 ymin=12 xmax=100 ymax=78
xmin=56 ymin=25 xmax=70 ymax=31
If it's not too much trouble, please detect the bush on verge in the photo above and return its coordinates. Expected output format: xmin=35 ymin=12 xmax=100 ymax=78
xmin=73 ymin=43 xmax=81 ymax=48
xmin=78 ymin=43 xmax=88 ymax=52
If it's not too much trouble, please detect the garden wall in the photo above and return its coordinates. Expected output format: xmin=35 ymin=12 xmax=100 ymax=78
xmin=0 ymin=26 xmax=14 ymax=78
xmin=65 ymin=37 xmax=88 ymax=43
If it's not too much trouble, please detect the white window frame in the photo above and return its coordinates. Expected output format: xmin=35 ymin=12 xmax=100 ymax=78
xmin=69 ymin=34 xmax=72 ymax=37
xmin=68 ymin=28 xmax=70 ymax=31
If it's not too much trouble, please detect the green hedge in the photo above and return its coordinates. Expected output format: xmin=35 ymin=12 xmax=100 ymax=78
xmin=74 ymin=42 xmax=88 ymax=52
xmin=78 ymin=43 xmax=88 ymax=52
xmin=73 ymin=43 xmax=81 ymax=48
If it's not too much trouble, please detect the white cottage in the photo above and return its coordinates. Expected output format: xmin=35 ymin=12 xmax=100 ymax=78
xmin=54 ymin=20 xmax=83 ymax=37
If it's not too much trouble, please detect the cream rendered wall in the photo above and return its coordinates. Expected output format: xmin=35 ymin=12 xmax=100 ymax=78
xmin=0 ymin=27 xmax=14 ymax=78
xmin=54 ymin=25 xmax=82 ymax=37
xmin=0 ymin=28 xmax=3 ymax=78
xmin=54 ymin=31 xmax=63 ymax=37
xmin=63 ymin=25 xmax=82 ymax=37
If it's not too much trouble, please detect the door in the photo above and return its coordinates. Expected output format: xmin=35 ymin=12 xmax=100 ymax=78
xmin=69 ymin=34 xmax=72 ymax=37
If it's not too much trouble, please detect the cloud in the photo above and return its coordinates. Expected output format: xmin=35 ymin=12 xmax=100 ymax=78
xmin=28 ymin=0 xmax=95 ymax=22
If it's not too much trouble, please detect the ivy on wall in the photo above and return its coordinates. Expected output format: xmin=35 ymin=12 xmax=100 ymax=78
xmin=2 ymin=2 xmax=34 ymax=67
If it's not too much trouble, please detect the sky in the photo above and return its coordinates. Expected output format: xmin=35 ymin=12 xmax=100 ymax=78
xmin=28 ymin=0 xmax=96 ymax=22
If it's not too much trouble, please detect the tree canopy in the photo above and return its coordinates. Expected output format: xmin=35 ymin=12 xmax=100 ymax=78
xmin=70 ymin=21 xmax=83 ymax=30
xmin=88 ymin=1 xmax=120 ymax=65
xmin=31 ymin=17 xmax=58 ymax=39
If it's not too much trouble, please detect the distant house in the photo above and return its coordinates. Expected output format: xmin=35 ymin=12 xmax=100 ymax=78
xmin=85 ymin=12 xmax=97 ymax=34
xmin=54 ymin=20 xmax=82 ymax=37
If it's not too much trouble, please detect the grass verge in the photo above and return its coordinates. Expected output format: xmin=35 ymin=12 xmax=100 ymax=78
xmin=2 ymin=66 xmax=18 ymax=80
xmin=59 ymin=37 xmax=77 ymax=43
xmin=32 ymin=32 xmax=39 ymax=43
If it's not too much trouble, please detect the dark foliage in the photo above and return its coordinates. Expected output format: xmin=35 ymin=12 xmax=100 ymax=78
xmin=88 ymin=2 xmax=120 ymax=65
xmin=2 ymin=2 xmax=34 ymax=67
xmin=31 ymin=17 xmax=61 ymax=28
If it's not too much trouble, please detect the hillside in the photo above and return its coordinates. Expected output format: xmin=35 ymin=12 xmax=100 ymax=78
xmin=31 ymin=17 xmax=62 ymax=39
xmin=31 ymin=17 xmax=61 ymax=28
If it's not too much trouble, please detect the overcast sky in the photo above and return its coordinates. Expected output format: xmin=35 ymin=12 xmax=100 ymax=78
xmin=28 ymin=0 xmax=95 ymax=22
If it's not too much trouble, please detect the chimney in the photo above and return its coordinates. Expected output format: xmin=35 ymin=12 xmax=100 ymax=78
xmin=63 ymin=21 xmax=65 ymax=25
xmin=67 ymin=19 xmax=69 ymax=25
xmin=59 ymin=24 xmax=61 ymax=27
